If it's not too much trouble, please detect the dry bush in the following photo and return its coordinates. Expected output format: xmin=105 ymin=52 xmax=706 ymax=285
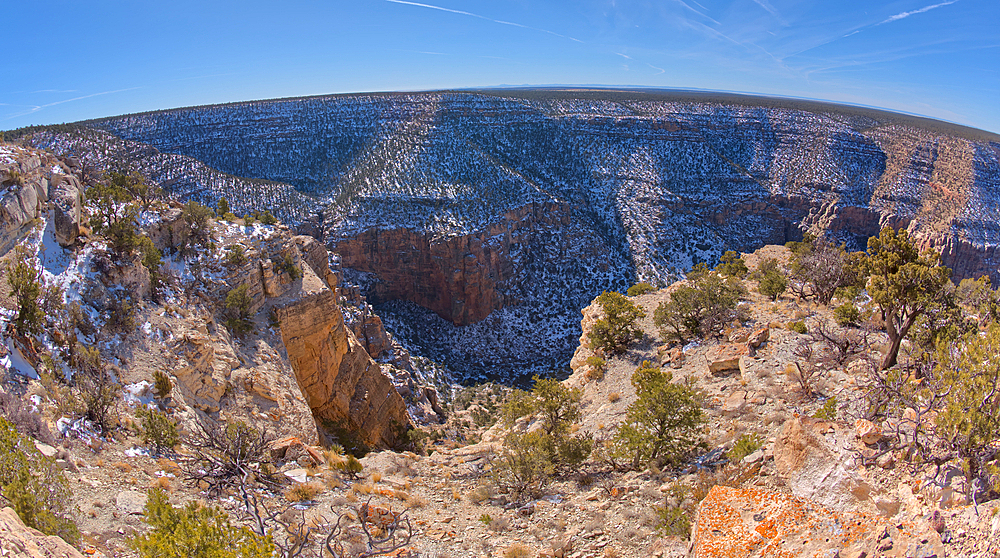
xmin=467 ymin=486 xmax=491 ymax=504
xmin=370 ymin=471 xmax=383 ymax=483
xmin=488 ymin=515 xmax=511 ymax=532
xmin=503 ymin=543 xmax=534 ymax=558
xmin=113 ymin=461 xmax=133 ymax=473
xmin=284 ymin=482 xmax=323 ymax=502
xmin=608 ymin=392 xmax=621 ymax=403
xmin=149 ymin=476 xmax=172 ymax=491
xmin=351 ymin=482 xmax=374 ymax=495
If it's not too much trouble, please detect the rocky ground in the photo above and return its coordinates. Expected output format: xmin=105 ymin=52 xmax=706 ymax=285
xmin=3 ymin=246 xmax=998 ymax=557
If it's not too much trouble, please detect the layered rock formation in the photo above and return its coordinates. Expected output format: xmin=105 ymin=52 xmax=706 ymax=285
xmin=19 ymin=90 xmax=1000 ymax=379
xmin=274 ymin=272 xmax=410 ymax=449
xmin=0 ymin=507 xmax=83 ymax=558
xmin=0 ymin=144 xmax=83 ymax=254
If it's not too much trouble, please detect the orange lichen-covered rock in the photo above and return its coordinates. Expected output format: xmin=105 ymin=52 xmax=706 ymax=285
xmin=691 ymin=486 xmax=879 ymax=558
xmin=706 ymin=344 xmax=749 ymax=376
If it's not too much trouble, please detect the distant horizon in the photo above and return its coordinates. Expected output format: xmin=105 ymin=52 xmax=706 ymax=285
xmin=5 ymin=1 xmax=998 ymax=134
xmin=15 ymin=85 xmax=996 ymax=141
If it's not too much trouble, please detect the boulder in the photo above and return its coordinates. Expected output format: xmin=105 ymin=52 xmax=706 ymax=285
xmin=773 ymin=416 xmax=873 ymax=511
xmin=48 ymin=173 xmax=82 ymax=246
xmin=276 ymin=285 xmax=411 ymax=449
xmin=747 ymin=326 xmax=769 ymax=349
xmin=691 ymin=486 xmax=942 ymax=558
xmin=706 ymin=344 xmax=748 ymax=376
xmin=691 ymin=486 xmax=878 ymax=558
xmin=854 ymin=418 xmax=882 ymax=445
xmin=0 ymin=506 xmax=84 ymax=558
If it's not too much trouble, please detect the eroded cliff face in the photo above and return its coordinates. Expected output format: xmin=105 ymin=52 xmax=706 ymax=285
xmin=275 ymin=281 xmax=410 ymax=449
xmin=0 ymin=144 xmax=83 ymax=254
xmin=332 ymin=202 xmax=613 ymax=325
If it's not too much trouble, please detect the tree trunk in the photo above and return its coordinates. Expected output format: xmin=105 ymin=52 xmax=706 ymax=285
xmin=881 ymin=333 xmax=902 ymax=370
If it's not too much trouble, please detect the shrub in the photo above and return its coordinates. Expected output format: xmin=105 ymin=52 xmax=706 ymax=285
xmin=225 ymin=245 xmax=248 ymax=266
xmin=258 ymin=211 xmax=278 ymax=226
xmin=216 ymin=197 xmax=231 ymax=217
xmin=585 ymin=356 xmax=606 ymax=382
xmin=589 ymin=291 xmax=646 ymax=355
xmin=787 ymin=237 xmax=860 ymax=305
xmin=787 ymin=320 xmax=807 ymax=334
xmin=495 ymin=377 xmax=591 ymax=496
xmin=935 ymin=323 xmax=1000 ymax=497
xmin=187 ymin=420 xmax=274 ymax=496
xmin=503 ymin=543 xmax=534 ymax=558
xmin=7 ymin=245 xmax=43 ymax=336
xmin=73 ymin=345 xmax=118 ymax=435
xmin=334 ymin=454 xmax=364 ymax=478
xmin=611 ymin=361 xmax=705 ymax=469
xmin=0 ymin=418 xmax=79 ymax=545
xmin=275 ymin=253 xmax=301 ymax=281
xmin=137 ymin=407 xmax=179 ymax=453
xmin=833 ymin=303 xmax=860 ymax=326
xmin=754 ymin=258 xmax=787 ymax=301
xmin=626 ymin=282 xmax=656 ymax=297
xmin=813 ymin=397 xmax=837 ymax=420
xmin=716 ymin=250 xmax=748 ymax=278
xmin=130 ymin=488 xmax=273 ymax=558
xmin=284 ymin=482 xmax=323 ymax=503
xmin=654 ymin=272 xmax=745 ymax=342
xmin=243 ymin=214 xmax=256 ymax=226
xmin=727 ymin=433 xmax=763 ymax=463
xmin=153 ymin=370 xmax=172 ymax=399
xmin=224 ymin=284 xmax=254 ymax=336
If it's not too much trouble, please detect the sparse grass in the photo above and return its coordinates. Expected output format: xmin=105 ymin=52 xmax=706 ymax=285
xmin=404 ymin=493 xmax=426 ymax=509
xmin=284 ymin=482 xmax=324 ymax=502
xmin=370 ymin=471 xmax=382 ymax=483
xmin=488 ymin=515 xmax=511 ymax=532
xmin=503 ymin=543 xmax=533 ymax=558
xmin=149 ymin=476 xmax=172 ymax=492
xmin=467 ymin=486 xmax=491 ymax=504
xmin=113 ymin=461 xmax=133 ymax=473
xmin=351 ymin=482 xmax=374 ymax=495
xmin=728 ymin=433 xmax=763 ymax=463
xmin=608 ymin=392 xmax=621 ymax=403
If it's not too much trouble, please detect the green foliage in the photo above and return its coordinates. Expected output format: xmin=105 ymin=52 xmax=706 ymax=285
xmin=493 ymin=430 xmax=556 ymax=498
xmin=225 ymin=245 xmax=248 ymax=266
xmin=275 ymin=253 xmax=301 ymax=281
xmin=224 ymin=284 xmax=254 ymax=336
xmin=727 ymin=433 xmax=763 ymax=463
xmin=813 ymin=397 xmax=838 ymax=420
xmin=334 ymin=454 xmax=364 ymax=478
xmin=495 ymin=377 xmax=591 ymax=496
xmin=787 ymin=237 xmax=860 ymax=305
xmin=589 ymin=291 xmax=646 ymax=355
xmin=935 ymin=323 xmax=1000 ymax=496
xmin=138 ymin=235 xmax=164 ymax=295
xmin=87 ymin=174 xmax=143 ymax=259
xmin=137 ymin=407 xmax=179 ymax=453
xmin=7 ymin=245 xmax=43 ymax=336
xmin=153 ymin=370 xmax=172 ymax=399
xmin=626 ymin=282 xmax=657 ymax=297
xmin=242 ymin=213 xmax=255 ymax=226
xmin=654 ymin=271 xmax=746 ymax=342
xmin=611 ymin=361 xmax=706 ymax=469
xmin=258 ymin=210 xmax=277 ymax=226
xmin=716 ymin=250 xmax=748 ymax=278
xmin=956 ymin=276 xmax=1000 ymax=323
xmin=754 ymin=258 xmax=787 ymax=301
xmin=834 ymin=303 xmax=860 ymax=326
xmin=787 ymin=320 xmax=807 ymax=334
xmin=0 ymin=418 xmax=79 ymax=545
xmin=863 ymin=227 xmax=951 ymax=369
xmin=585 ymin=355 xmax=606 ymax=381
xmin=180 ymin=201 xmax=213 ymax=253
xmin=73 ymin=345 xmax=118 ymax=435
xmin=130 ymin=488 xmax=273 ymax=558
xmin=216 ymin=197 xmax=230 ymax=217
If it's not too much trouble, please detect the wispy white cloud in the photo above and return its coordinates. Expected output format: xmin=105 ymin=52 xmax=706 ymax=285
xmin=878 ymin=0 xmax=959 ymax=25
xmin=670 ymin=0 xmax=721 ymax=26
xmin=647 ymin=63 xmax=666 ymax=75
xmin=3 ymin=87 xmax=141 ymax=120
xmin=385 ymin=0 xmax=583 ymax=42
xmin=616 ymin=52 xmax=632 ymax=59
xmin=751 ymin=0 xmax=780 ymax=18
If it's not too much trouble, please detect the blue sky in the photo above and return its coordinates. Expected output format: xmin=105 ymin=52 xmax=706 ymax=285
xmin=3 ymin=0 xmax=998 ymax=133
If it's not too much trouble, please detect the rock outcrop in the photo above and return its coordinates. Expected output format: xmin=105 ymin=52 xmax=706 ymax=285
xmin=773 ymin=416 xmax=873 ymax=511
xmin=276 ymin=284 xmax=410 ymax=449
xmin=691 ymin=486 xmax=944 ymax=558
xmin=0 ymin=507 xmax=83 ymax=558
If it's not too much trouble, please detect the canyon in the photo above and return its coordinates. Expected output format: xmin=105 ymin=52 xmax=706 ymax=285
xmin=16 ymin=89 xmax=1000 ymax=381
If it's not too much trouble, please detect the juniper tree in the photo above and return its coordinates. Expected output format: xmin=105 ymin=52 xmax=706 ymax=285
xmin=589 ymin=291 xmax=645 ymax=355
xmin=863 ymin=227 xmax=950 ymax=370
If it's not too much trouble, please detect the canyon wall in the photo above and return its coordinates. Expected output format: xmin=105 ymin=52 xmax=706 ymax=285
xmin=21 ymin=90 xmax=1000 ymax=380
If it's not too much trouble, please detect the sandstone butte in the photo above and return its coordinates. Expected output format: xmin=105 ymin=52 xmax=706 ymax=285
xmin=691 ymin=486 xmax=943 ymax=558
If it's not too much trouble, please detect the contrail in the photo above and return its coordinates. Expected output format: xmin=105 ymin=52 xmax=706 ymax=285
xmin=385 ymin=0 xmax=583 ymax=42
